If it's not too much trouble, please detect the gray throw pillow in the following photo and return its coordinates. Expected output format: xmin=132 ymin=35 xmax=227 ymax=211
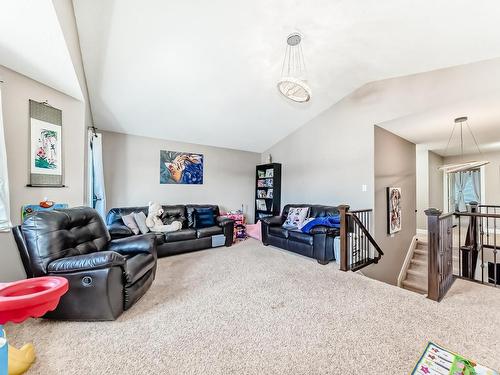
xmin=134 ymin=211 xmax=149 ymax=234
xmin=122 ymin=213 xmax=140 ymax=235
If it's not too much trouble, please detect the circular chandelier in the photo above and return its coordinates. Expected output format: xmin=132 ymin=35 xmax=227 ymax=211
xmin=277 ymin=33 xmax=311 ymax=103
xmin=439 ymin=116 xmax=489 ymax=173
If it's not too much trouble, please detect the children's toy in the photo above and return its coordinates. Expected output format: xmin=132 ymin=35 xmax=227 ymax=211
xmin=21 ymin=200 xmax=68 ymax=221
xmin=220 ymin=212 xmax=247 ymax=243
xmin=0 ymin=277 xmax=69 ymax=375
xmin=146 ymin=201 xmax=182 ymax=233
xmin=412 ymin=342 xmax=498 ymax=375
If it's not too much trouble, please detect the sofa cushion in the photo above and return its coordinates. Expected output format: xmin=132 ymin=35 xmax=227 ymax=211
xmin=288 ymin=230 xmax=313 ymax=246
xmin=164 ymin=229 xmax=197 ymax=243
xmin=186 ymin=205 xmax=220 ymax=228
xmin=134 ymin=211 xmax=149 ymax=234
xmin=269 ymin=226 xmax=289 ymax=239
xmin=194 ymin=207 xmax=216 ymax=228
xmin=122 ymin=213 xmax=140 ymax=235
xmin=160 ymin=205 xmax=187 ymax=228
xmin=124 ymin=253 xmax=156 ymax=285
xmin=197 ymin=225 xmax=223 ymax=238
xmin=283 ymin=207 xmax=309 ymax=229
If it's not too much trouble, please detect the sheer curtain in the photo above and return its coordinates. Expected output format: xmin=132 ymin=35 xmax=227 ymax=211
xmin=0 ymin=88 xmax=11 ymax=231
xmin=470 ymin=170 xmax=481 ymax=203
xmin=454 ymin=172 xmax=467 ymax=212
xmin=87 ymin=131 xmax=106 ymax=218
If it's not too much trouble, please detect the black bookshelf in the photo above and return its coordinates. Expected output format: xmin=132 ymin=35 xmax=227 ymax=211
xmin=255 ymin=163 xmax=281 ymax=223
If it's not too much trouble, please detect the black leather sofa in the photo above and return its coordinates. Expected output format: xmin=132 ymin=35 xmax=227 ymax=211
xmin=261 ymin=204 xmax=340 ymax=265
xmin=13 ymin=207 xmax=157 ymax=321
xmin=106 ymin=204 xmax=234 ymax=257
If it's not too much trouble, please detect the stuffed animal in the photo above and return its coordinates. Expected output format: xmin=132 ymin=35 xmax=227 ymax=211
xmin=145 ymin=202 xmax=182 ymax=233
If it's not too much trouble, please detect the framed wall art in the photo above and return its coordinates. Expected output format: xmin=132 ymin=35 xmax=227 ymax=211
xmin=28 ymin=100 xmax=64 ymax=187
xmin=387 ymin=187 xmax=402 ymax=234
xmin=160 ymin=150 xmax=203 ymax=184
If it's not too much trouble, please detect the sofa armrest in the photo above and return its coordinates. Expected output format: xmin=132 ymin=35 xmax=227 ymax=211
xmin=216 ymin=216 xmax=234 ymax=247
xmin=309 ymin=226 xmax=340 ymax=236
xmin=108 ymin=223 xmax=134 ymax=239
xmin=262 ymin=216 xmax=284 ymax=226
xmin=107 ymin=234 xmax=157 ymax=256
xmin=216 ymin=216 xmax=234 ymax=227
xmin=47 ymin=251 xmax=126 ymax=274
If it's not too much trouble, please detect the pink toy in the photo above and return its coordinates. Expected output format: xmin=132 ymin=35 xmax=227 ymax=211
xmin=246 ymin=220 xmax=262 ymax=241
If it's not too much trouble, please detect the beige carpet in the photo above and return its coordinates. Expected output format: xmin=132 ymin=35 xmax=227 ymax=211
xmin=7 ymin=239 xmax=500 ymax=374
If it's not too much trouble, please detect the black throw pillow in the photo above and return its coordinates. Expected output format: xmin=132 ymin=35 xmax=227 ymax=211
xmin=194 ymin=207 xmax=215 ymax=228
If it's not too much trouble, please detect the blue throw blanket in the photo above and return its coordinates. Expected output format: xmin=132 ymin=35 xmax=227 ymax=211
xmin=301 ymin=215 xmax=340 ymax=234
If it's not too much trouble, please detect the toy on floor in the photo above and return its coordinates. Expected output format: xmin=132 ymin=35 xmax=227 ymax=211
xmin=0 ymin=277 xmax=68 ymax=375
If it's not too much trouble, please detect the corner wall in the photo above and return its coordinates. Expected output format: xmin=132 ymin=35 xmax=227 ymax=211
xmin=0 ymin=65 xmax=86 ymax=282
xmin=101 ymin=131 xmax=260 ymax=222
xmin=364 ymin=126 xmax=416 ymax=285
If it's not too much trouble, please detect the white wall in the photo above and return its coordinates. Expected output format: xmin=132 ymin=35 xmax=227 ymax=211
xmin=102 ymin=131 xmax=260 ymax=222
xmin=428 ymin=151 xmax=444 ymax=210
xmin=0 ymin=64 xmax=86 ymax=282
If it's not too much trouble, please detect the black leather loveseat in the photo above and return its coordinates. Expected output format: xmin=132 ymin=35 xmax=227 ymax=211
xmin=13 ymin=207 xmax=157 ymax=320
xmin=261 ymin=204 xmax=340 ymax=265
xmin=106 ymin=204 xmax=234 ymax=257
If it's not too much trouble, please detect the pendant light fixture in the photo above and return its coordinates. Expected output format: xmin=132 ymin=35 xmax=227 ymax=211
xmin=439 ymin=116 xmax=489 ymax=173
xmin=277 ymin=33 xmax=311 ymax=103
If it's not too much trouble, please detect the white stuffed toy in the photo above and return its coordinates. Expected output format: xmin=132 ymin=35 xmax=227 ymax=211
xmin=146 ymin=201 xmax=182 ymax=233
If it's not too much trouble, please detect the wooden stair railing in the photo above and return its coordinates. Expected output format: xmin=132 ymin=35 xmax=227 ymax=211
xmin=339 ymin=205 xmax=384 ymax=272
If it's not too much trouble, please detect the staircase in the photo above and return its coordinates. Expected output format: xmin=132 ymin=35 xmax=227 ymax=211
xmin=401 ymin=239 xmax=428 ymax=295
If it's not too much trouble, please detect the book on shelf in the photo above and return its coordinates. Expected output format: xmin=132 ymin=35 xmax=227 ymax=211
xmin=266 ymin=189 xmax=273 ymax=198
xmin=257 ymin=189 xmax=267 ymax=198
xmin=257 ymin=170 xmax=266 ymax=179
xmin=256 ymin=199 xmax=267 ymax=211
xmin=265 ymin=169 xmax=274 ymax=178
xmin=257 ymin=179 xmax=265 ymax=187
xmin=264 ymin=178 xmax=273 ymax=187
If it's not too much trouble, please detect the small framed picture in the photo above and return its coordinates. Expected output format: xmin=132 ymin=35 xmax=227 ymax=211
xmin=265 ymin=169 xmax=274 ymax=178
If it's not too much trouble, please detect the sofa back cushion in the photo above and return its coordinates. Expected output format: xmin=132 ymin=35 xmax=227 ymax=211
xmin=106 ymin=206 xmax=148 ymax=225
xmin=160 ymin=205 xmax=187 ymax=229
xmin=282 ymin=204 xmax=339 ymax=220
xmin=21 ymin=207 xmax=110 ymax=276
xmin=185 ymin=205 xmax=220 ymax=228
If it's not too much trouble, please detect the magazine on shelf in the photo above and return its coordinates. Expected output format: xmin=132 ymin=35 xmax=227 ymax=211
xmin=257 ymin=179 xmax=265 ymax=187
xmin=256 ymin=199 xmax=267 ymax=211
xmin=265 ymin=169 xmax=274 ymax=178
xmin=266 ymin=189 xmax=273 ymax=198
xmin=264 ymin=178 xmax=273 ymax=187
xmin=257 ymin=190 xmax=267 ymax=198
xmin=257 ymin=170 xmax=266 ymax=179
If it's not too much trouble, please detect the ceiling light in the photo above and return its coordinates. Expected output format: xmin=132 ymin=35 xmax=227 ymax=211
xmin=439 ymin=116 xmax=489 ymax=173
xmin=277 ymin=33 xmax=311 ymax=103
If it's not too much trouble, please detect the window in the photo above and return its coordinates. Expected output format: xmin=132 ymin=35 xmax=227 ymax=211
xmin=448 ymin=169 xmax=481 ymax=212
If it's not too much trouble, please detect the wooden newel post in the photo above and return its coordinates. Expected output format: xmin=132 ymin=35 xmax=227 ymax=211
xmin=338 ymin=204 xmax=350 ymax=271
xmin=425 ymin=208 xmax=442 ymax=301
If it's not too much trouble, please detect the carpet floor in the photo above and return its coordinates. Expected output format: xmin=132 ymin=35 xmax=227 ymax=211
xmin=7 ymin=239 xmax=500 ymax=374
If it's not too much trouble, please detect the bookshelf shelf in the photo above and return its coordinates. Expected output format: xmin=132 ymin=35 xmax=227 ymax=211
xmin=255 ymin=163 xmax=281 ymax=223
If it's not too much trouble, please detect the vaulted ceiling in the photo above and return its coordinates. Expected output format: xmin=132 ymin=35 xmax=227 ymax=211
xmin=72 ymin=0 xmax=500 ymax=152
xmin=0 ymin=1 xmax=82 ymax=100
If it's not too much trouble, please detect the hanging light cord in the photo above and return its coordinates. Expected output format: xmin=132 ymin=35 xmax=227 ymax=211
xmin=465 ymin=120 xmax=484 ymax=156
xmin=442 ymin=122 xmax=457 ymax=157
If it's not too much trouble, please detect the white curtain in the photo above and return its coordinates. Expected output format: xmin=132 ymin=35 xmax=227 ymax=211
xmin=0 ymin=88 xmax=11 ymax=231
xmin=88 ymin=131 xmax=106 ymax=218
xmin=470 ymin=170 xmax=481 ymax=203
xmin=454 ymin=172 xmax=467 ymax=212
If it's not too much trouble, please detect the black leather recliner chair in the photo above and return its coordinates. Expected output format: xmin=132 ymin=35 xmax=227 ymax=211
xmin=12 ymin=207 xmax=157 ymax=321
xmin=261 ymin=204 xmax=340 ymax=265
xmin=106 ymin=204 xmax=234 ymax=257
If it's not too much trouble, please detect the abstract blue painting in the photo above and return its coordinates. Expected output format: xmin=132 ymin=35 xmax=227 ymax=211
xmin=160 ymin=150 xmax=203 ymax=184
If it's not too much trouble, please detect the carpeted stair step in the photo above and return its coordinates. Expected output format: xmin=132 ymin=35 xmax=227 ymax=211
xmin=410 ymin=258 xmax=427 ymax=267
xmin=414 ymin=248 xmax=427 ymax=256
xmin=402 ymin=279 xmax=427 ymax=294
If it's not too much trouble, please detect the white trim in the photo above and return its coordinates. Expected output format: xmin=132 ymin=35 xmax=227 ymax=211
xmin=397 ymin=235 xmax=419 ymax=288
xmin=417 ymin=228 xmax=428 ymax=235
